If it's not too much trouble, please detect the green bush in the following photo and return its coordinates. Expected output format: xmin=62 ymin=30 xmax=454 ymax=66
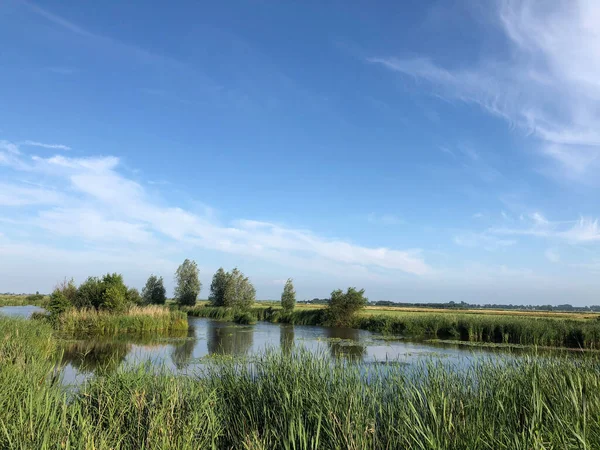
xmin=74 ymin=273 xmax=130 ymax=312
xmin=102 ymin=284 xmax=128 ymax=312
xmin=233 ymin=311 xmax=257 ymax=324
xmin=326 ymin=287 xmax=368 ymax=326
xmin=47 ymin=289 xmax=72 ymax=316
xmin=75 ymin=276 xmax=104 ymax=309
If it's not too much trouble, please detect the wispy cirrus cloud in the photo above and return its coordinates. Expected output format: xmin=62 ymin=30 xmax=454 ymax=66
xmin=491 ymin=212 xmax=600 ymax=243
xmin=0 ymin=140 xmax=431 ymax=278
xmin=454 ymin=231 xmax=516 ymax=251
xmin=20 ymin=140 xmax=71 ymax=151
xmin=369 ymin=0 xmax=600 ymax=183
xmin=20 ymin=0 xmax=186 ymax=68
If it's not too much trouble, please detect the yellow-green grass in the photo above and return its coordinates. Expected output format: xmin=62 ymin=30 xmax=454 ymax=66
xmin=0 ymin=294 xmax=49 ymax=307
xmin=187 ymin=303 xmax=600 ymax=349
xmin=54 ymin=305 xmax=188 ymax=335
xmin=252 ymin=301 xmax=600 ymax=320
xmin=3 ymin=315 xmax=600 ymax=449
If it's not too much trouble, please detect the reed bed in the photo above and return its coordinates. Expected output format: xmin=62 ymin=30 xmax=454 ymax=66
xmin=0 ymin=294 xmax=48 ymax=307
xmin=2 ymin=315 xmax=600 ymax=449
xmin=54 ymin=305 xmax=188 ymax=335
xmin=186 ymin=305 xmax=600 ymax=349
xmin=357 ymin=312 xmax=600 ymax=348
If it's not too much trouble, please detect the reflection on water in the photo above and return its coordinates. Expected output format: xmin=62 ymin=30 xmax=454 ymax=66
xmin=324 ymin=327 xmax=366 ymax=360
xmin=207 ymin=320 xmax=254 ymax=356
xmin=3 ymin=306 xmax=551 ymax=385
xmin=62 ymin=340 xmax=129 ymax=374
xmin=280 ymin=325 xmax=294 ymax=355
xmin=171 ymin=329 xmax=197 ymax=369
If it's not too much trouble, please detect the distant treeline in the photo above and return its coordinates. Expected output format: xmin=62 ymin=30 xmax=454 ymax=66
xmin=298 ymin=299 xmax=600 ymax=312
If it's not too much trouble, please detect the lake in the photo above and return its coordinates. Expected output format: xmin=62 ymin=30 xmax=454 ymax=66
xmin=1 ymin=305 xmax=540 ymax=384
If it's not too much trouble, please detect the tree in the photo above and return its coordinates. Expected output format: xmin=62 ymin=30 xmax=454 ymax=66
xmin=174 ymin=259 xmax=201 ymax=306
xmin=126 ymin=287 xmax=142 ymax=305
xmin=281 ymin=278 xmax=296 ymax=312
xmin=75 ymin=273 xmax=129 ymax=312
xmin=142 ymin=275 xmax=167 ymax=305
xmin=99 ymin=273 xmax=128 ymax=312
xmin=223 ymin=268 xmax=255 ymax=311
xmin=327 ymin=287 xmax=368 ymax=326
xmin=208 ymin=268 xmax=228 ymax=306
xmin=76 ymin=277 xmax=104 ymax=309
xmin=102 ymin=284 xmax=127 ymax=312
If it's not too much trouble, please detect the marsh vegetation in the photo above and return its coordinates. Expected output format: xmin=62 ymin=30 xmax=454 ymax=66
xmin=2 ymin=316 xmax=600 ymax=449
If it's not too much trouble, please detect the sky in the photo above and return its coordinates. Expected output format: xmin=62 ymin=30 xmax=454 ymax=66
xmin=1 ymin=0 xmax=600 ymax=304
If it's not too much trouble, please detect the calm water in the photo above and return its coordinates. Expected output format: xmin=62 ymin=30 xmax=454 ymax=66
xmin=1 ymin=306 xmax=532 ymax=385
xmin=0 ymin=304 xmax=46 ymax=318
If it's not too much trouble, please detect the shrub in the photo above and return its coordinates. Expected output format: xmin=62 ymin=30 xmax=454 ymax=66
xmin=26 ymin=293 xmax=45 ymax=303
xmin=102 ymin=284 xmax=128 ymax=312
xmin=55 ymin=278 xmax=78 ymax=304
xmin=74 ymin=273 xmax=130 ymax=312
xmin=233 ymin=311 xmax=257 ymax=325
xmin=327 ymin=287 xmax=368 ymax=326
xmin=47 ymin=290 xmax=72 ymax=316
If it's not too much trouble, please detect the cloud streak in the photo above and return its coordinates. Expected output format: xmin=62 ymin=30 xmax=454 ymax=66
xmin=20 ymin=141 xmax=71 ymax=151
xmin=0 ymin=141 xmax=431 ymax=277
xmin=369 ymin=0 xmax=600 ymax=182
xmin=491 ymin=213 xmax=600 ymax=243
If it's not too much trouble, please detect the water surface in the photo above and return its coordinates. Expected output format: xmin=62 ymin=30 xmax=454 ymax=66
xmin=0 ymin=304 xmax=45 ymax=318
xmin=57 ymin=317 xmax=519 ymax=384
xmin=0 ymin=306 xmax=554 ymax=385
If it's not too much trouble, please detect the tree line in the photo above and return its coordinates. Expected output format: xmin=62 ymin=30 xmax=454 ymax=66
xmin=46 ymin=257 xmax=369 ymax=325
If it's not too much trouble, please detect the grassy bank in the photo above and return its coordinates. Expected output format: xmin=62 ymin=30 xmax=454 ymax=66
xmin=2 ymin=315 xmax=600 ymax=449
xmin=185 ymin=305 xmax=326 ymax=325
xmin=53 ymin=306 xmax=188 ymax=335
xmin=187 ymin=304 xmax=600 ymax=349
xmin=0 ymin=294 xmax=48 ymax=307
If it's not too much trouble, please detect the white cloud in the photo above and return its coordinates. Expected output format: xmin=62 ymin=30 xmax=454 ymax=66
xmin=369 ymin=0 xmax=600 ymax=182
xmin=492 ymin=214 xmax=600 ymax=243
xmin=0 ymin=140 xmax=20 ymax=154
xmin=20 ymin=140 xmax=71 ymax=151
xmin=0 ymin=142 xmax=431 ymax=278
xmin=0 ymin=183 xmax=65 ymax=206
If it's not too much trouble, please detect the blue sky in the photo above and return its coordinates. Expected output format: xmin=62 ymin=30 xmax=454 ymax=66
xmin=1 ymin=0 xmax=600 ymax=304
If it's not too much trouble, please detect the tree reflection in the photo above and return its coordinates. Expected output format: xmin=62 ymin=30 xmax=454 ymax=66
xmin=171 ymin=329 xmax=197 ymax=369
xmin=280 ymin=324 xmax=295 ymax=355
xmin=207 ymin=321 xmax=254 ymax=356
xmin=61 ymin=340 xmax=130 ymax=374
xmin=324 ymin=327 xmax=366 ymax=361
